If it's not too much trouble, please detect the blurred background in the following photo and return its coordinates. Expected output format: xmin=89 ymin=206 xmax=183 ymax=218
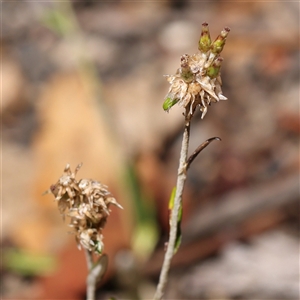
xmin=2 ymin=1 xmax=299 ymax=299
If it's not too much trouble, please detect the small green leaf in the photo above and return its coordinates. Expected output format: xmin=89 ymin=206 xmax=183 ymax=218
xmin=168 ymin=187 xmax=177 ymax=210
xmin=174 ymin=202 xmax=183 ymax=254
xmin=167 ymin=187 xmax=182 ymax=253
xmin=42 ymin=9 xmax=74 ymax=36
xmin=3 ymin=248 xmax=57 ymax=276
xmin=163 ymin=97 xmax=179 ymax=111
xmin=132 ymin=221 xmax=158 ymax=258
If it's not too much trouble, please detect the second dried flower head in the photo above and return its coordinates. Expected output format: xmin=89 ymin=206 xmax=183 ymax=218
xmin=48 ymin=164 xmax=122 ymax=254
xmin=163 ymin=22 xmax=230 ymax=118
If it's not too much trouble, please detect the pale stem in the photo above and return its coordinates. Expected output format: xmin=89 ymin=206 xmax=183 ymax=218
xmin=85 ymin=250 xmax=108 ymax=300
xmin=85 ymin=249 xmax=96 ymax=300
xmin=154 ymin=114 xmax=191 ymax=300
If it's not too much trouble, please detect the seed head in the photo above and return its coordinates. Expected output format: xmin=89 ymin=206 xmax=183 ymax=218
xmin=163 ymin=23 xmax=230 ymax=118
xmin=47 ymin=164 xmax=122 ymax=254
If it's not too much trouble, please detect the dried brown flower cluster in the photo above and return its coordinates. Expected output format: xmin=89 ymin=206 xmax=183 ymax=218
xmin=163 ymin=22 xmax=230 ymax=118
xmin=49 ymin=164 xmax=122 ymax=254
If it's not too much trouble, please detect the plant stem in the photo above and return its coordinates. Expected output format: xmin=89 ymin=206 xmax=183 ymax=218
xmin=85 ymin=250 xmax=96 ymax=300
xmin=85 ymin=250 xmax=108 ymax=300
xmin=154 ymin=113 xmax=191 ymax=300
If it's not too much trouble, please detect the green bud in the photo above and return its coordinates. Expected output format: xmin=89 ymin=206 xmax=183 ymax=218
xmin=198 ymin=22 xmax=211 ymax=53
xmin=211 ymin=27 xmax=230 ymax=54
xmin=180 ymin=54 xmax=194 ymax=83
xmin=163 ymin=97 xmax=179 ymax=111
xmin=206 ymin=57 xmax=223 ymax=78
xmin=95 ymin=241 xmax=103 ymax=254
xmin=181 ymin=70 xmax=194 ymax=82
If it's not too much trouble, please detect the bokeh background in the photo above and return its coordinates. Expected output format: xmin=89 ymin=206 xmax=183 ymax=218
xmin=2 ymin=1 xmax=299 ymax=299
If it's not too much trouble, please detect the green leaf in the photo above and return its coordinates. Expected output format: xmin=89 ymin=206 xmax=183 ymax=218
xmin=168 ymin=187 xmax=176 ymax=210
xmin=168 ymin=187 xmax=182 ymax=253
xmin=125 ymin=163 xmax=159 ymax=259
xmin=132 ymin=220 xmax=158 ymax=258
xmin=3 ymin=248 xmax=57 ymax=276
xmin=174 ymin=202 xmax=183 ymax=254
xmin=163 ymin=97 xmax=179 ymax=111
xmin=42 ymin=9 xmax=74 ymax=36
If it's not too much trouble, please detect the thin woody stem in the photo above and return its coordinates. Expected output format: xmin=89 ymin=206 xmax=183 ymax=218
xmin=154 ymin=112 xmax=191 ymax=300
xmin=185 ymin=137 xmax=221 ymax=171
xmin=85 ymin=250 xmax=108 ymax=300
xmin=85 ymin=249 xmax=94 ymax=270
xmin=85 ymin=250 xmax=96 ymax=300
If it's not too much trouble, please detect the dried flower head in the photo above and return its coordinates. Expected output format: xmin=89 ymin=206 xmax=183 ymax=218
xmin=163 ymin=22 xmax=230 ymax=118
xmin=48 ymin=164 xmax=122 ymax=254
